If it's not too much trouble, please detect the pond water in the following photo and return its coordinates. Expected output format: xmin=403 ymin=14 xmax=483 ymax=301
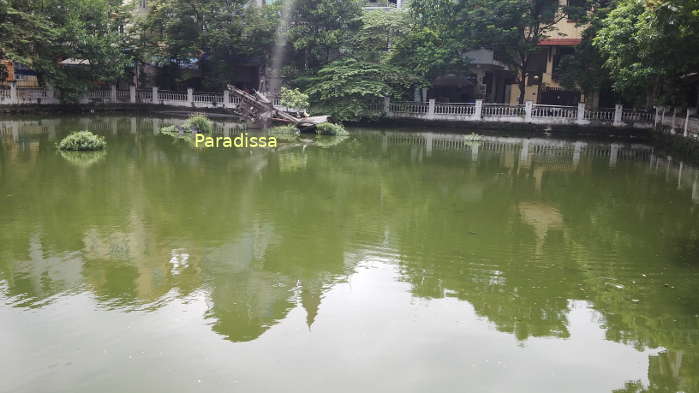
xmin=1 ymin=115 xmax=699 ymax=393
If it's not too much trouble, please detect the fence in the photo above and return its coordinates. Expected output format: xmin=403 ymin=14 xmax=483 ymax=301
xmin=4 ymin=83 xmax=698 ymax=136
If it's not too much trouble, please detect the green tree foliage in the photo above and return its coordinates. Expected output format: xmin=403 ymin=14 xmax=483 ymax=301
xmin=1 ymin=0 xmax=133 ymax=102
xmin=353 ymin=9 xmax=410 ymax=63
xmin=398 ymin=0 xmax=469 ymax=80
xmin=595 ymin=0 xmax=699 ymax=105
xmin=305 ymin=58 xmax=423 ymax=121
xmin=0 ymin=0 xmax=54 ymax=66
xmin=280 ymin=87 xmax=309 ymax=110
xmin=139 ymin=0 xmax=278 ymax=89
xmin=286 ymin=0 xmax=364 ymax=74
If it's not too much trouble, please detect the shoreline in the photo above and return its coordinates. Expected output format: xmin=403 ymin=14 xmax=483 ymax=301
xmin=2 ymin=106 xmax=697 ymax=164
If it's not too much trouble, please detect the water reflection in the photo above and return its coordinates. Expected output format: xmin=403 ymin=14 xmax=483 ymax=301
xmin=1 ymin=116 xmax=699 ymax=393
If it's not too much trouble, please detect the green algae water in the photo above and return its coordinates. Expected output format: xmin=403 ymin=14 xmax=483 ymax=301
xmin=1 ymin=116 xmax=698 ymax=393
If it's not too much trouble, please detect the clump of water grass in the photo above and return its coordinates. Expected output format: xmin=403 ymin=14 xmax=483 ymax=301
xmin=57 ymin=131 xmax=106 ymax=151
xmin=315 ymin=122 xmax=348 ymax=136
xmin=183 ymin=114 xmax=213 ymax=134
xmin=267 ymin=124 xmax=300 ymax=143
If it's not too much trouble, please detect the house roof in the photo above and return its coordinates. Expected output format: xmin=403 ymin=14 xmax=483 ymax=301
xmin=538 ymin=38 xmax=582 ymax=46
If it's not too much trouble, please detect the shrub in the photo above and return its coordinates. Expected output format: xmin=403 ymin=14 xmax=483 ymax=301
xmin=280 ymin=87 xmax=309 ymax=111
xmin=184 ymin=114 xmax=213 ymax=134
xmin=57 ymin=131 xmax=106 ymax=151
xmin=315 ymin=122 xmax=348 ymax=136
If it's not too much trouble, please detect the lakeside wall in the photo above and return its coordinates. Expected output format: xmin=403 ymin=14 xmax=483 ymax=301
xmin=2 ymin=83 xmax=699 ymax=144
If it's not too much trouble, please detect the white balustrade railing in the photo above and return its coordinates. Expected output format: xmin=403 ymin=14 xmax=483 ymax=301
xmin=87 ymin=90 xmax=111 ymax=99
xmin=482 ymin=104 xmax=525 ymax=117
xmin=0 ymin=88 xmax=9 ymax=99
xmin=434 ymin=103 xmax=476 ymax=116
xmin=137 ymin=90 xmax=152 ymax=102
xmin=390 ymin=101 xmax=429 ymax=114
xmin=622 ymin=110 xmax=654 ymax=123
xmin=585 ymin=108 xmax=615 ymax=121
xmin=532 ymin=104 xmax=578 ymax=119
xmin=194 ymin=93 xmax=224 ymax=104
xmin=116 ymin=90 xmax=130 ymax=101
xmin=159 ymin=91 xmax=187 ymax=102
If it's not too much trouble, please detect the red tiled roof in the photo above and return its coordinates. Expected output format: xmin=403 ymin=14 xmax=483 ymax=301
xmin=538 ymin=38 xmax=582 ymax=46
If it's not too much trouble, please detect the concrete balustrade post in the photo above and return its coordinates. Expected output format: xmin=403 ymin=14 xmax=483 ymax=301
xmin=187 ymin=88 xmax=194 ymax=107
xmin=577 ymin=103 xmax=585 ymax=123
xmin=671 ymin=107 xmax=677 ymax=131
xmin=224 ymin=90 xmax=231 ymax=109
xmin=47 ymin=85 xmax=55 ymax=104
xmin=525 ymin=101 xmax=533 ymax=122
xmin=427 ymin=99 xmax=436 ymax=119
xmin=383 ymin=96 xmax=391 ymax=116
xmin=613 ymin=104 xmax=623 ymax=126
xmin=654 ymin=106 xmax=661 ymax=128
xmin=129 ymin=86 xmax=136 ymax=104
xmin=9 ymin=81 xmax=17 ymax=105
xmin=110 ymin=85 xmax=117 ymax=103
xmin=475 ymin=99 xmax=484 ymax=121
xmin=152 ymin=87 xmax=159 ymax=105
xmin=685 ymin=109 xmax=696 ymax=137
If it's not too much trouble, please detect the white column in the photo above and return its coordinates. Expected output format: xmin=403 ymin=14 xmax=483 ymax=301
xmin=427 ymin=99 xmax=436 ymax=119
xmin=684 ymin=109 xmax=695 ymax=137
xmin=424 ymin=133 xmax=433 ymax=158
xmin=671 ymin=107 xmax=677 ymax=131
xmin=383 ymin=96 xmax=391 ymax=116
xmin=110 ymin=85 xmax=117 ymax=103
xmin=609 ymin=143 xmax=619 ymax=168
xmin=474 ymin=99 xmax=483 ymax=120
xmin=152 ymin=87 xmax=159 ymax=104
xmin=9 ymin=81 xmax=17 ymax=104
xmin=613 ymin=104 xmax=623 ymax=126
xmin=47 ymin=85 xmax=55 ymax=103
xmin=224 ymin=90 xmax=231 ymax=109
xmin=573 ymin=141 xmax=584 ymax=167
xmin=129 ymin=86 xmax=136 ymax=104
xmin=577 ymin=103 xmax=585 ymax=124
xmin=187 ymin=88 xmax=194 ymax=107
xmin=525 ymin=101 xmax=533 ymax=122
xmin=654 ymin=106 xmax=661 ymax=128
xmin=519 ymin=140 xmax=530 ymax=166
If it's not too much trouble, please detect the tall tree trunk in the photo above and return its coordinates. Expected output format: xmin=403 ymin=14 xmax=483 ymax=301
xmin=518 ymin=69 xmax=526 ymax=105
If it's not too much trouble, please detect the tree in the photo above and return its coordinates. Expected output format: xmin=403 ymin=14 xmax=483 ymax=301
xmin=0 ymin=0 xmax=54 ymax=70
xmin=352 ymin=9 xmax=410 ymax=63
xmin=304 ymin=58 xmax=424 ymax=121
xmin=454 ymin=0 xmax=592 ymax=104
xmin=138 ymin=0 xmax=278 ymax=89
xmin=595 ymin=0 xmax=699 ymax=106
xmin=280 ymin=87 xmax=309 ymax=113
xmin=397 ymin=0 xmax=470 ymax=81
xmin=286 ymin=0 xmax=364 ymax=74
